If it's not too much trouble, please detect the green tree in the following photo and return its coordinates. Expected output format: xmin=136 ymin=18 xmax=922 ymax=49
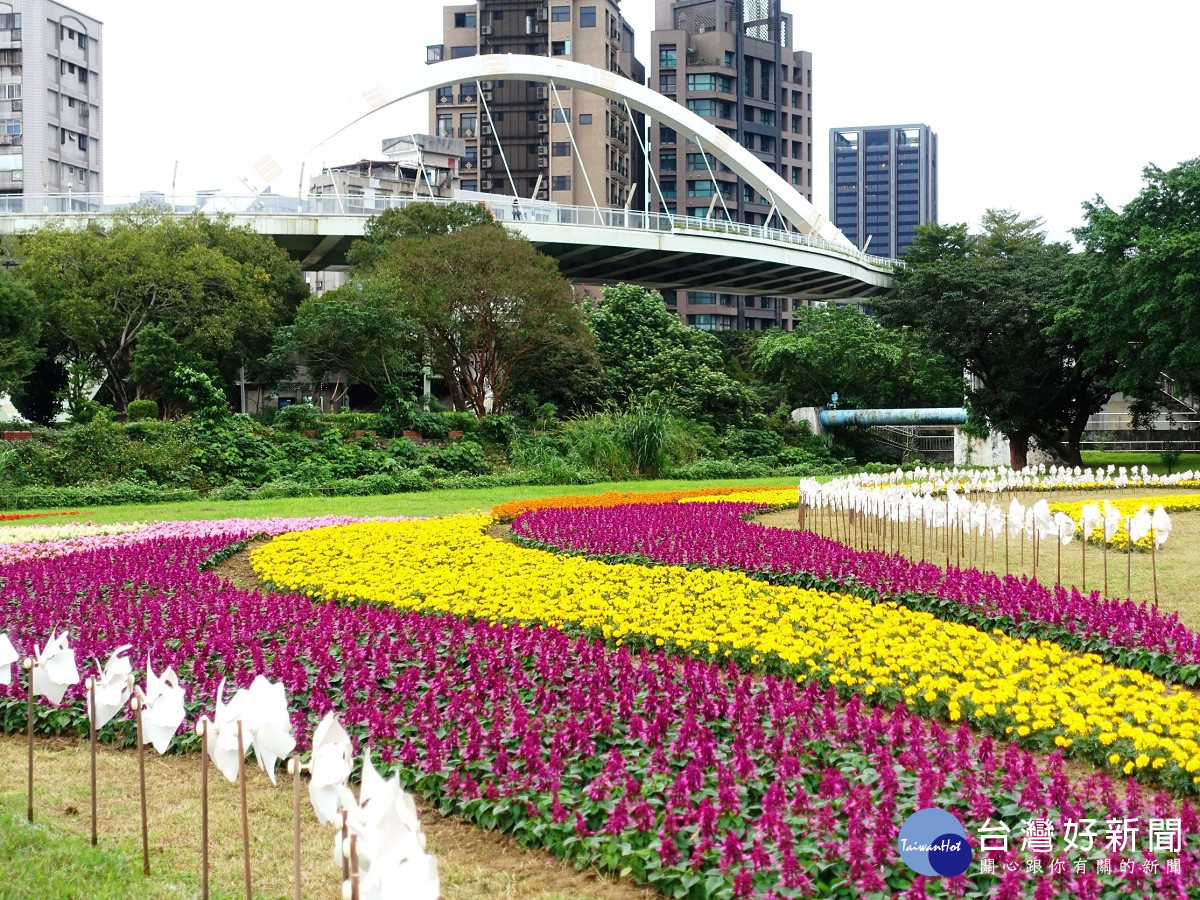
xmin=347 ymin=201 xmax=500 ymax=272
xmin=270 ymin=282 xmax=421 ymax=404
xmin=16 ymin=206 xmax=306 ymax=412
xmin=751 ymin=304 xmax=963 ymax=410
xmin=363 ymin=225 xmax=590 ymax=416
xmin=875 ymin=210 xmax=1117 ymax=468
xmin=587 ymin=283 xmax=757 ymax=427
xmin=1073 ymin=158 xmax=1200 ymax=402
xmin=0 ymin=268 xmax=41 ymax=399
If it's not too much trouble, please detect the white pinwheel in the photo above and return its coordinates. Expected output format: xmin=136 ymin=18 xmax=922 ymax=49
xmin=89 ymin=645 xmax=132 ymax=730
xmin=243 ymin=675 xmax=295 ymax=785
xmin=1102 ymin=501 xmax=1123 ymax=544
xmin=31 ymin=630 xmax=79 ymax=705
xmin=1031 ymin=500 xmax=1056 ymax=541
xmin=336 ymin=750 xmax=439 ymax=900
xmin=308 ymin=712 xmax=354 ymax=825
xmin=1079 ymin=503 xmax=1102 ymax=541
xmin=139 ymin=657 xmax=186 ymax=754
xmin=209 ymin=679 xmax=250 ymax=782
xmin=1128 ymin=506 xmax=1153 ymax=545
xmin=1007 ymin=499 xmax=1025 ymax=538
xmin=1152 ymin=506 xmax=1172 ymax=550
xmin=0 ymin=632 xmax=17 ymax=686
xmin=1053 ymin=512 xmax=1076 ymax=546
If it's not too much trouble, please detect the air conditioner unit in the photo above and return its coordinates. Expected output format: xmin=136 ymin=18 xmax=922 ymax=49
xmin=481 ymin=123 xmax=493 ymax=135
xmin=482 ymin=145 xmax=493 ymax=156
xmin=537 ymin=123 xmax=549 ymax=133
xmin=535 ymin=7 xmax=548 ymax=19
xmin=536 ymin=111 xmax=548 ymax=122
xmin=536 ymin=87 xmax=548 ymax=100
xmin=482 ymin=179 xmax=494 ymax=190
xmin=482 ymin=91 xmax=493 ymax=102
xmin=537 ymin=158 xmax=548 ymax=168
xmin=481 ymin=159 xmax=493 ymax=168
xmin=537 ymin=145 xmax=548 ymax=155
xmin=479 ymin=81 xmax=491 ymax=90
xmin=0 ymin=136 xmax=10 ymax=146
xmin=480 ymin=25 xmax=492 ymax=35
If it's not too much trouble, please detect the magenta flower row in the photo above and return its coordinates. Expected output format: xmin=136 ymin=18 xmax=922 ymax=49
xmin=0 ymin=534 xmax=1195 ymax=897
xmin=512 ymin=501 xmax=1200 ymax=665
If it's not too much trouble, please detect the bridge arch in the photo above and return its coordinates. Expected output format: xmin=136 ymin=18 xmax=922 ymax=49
xmin=320 ymin=54 xmax=850 ymax=248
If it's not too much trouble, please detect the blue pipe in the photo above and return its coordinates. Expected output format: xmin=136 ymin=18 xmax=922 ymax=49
xmin=817 ymin=407 xmax=968 ymax=429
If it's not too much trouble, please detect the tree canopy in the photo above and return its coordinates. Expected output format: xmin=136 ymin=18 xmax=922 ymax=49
xmin=0 ymin=269 xmax=41 ymax=400
xmin=751 ymin=304 xmax=962 ymax=411
xmin=588 ymin=283 xmax=757 ymax=428
xmin=12 ymin=205 xmax=307 ymax=413
xmin=1073 ymin=157 xmax=1200 ymax=404
xmin=875 ymin=210 xmax=1117 ymax=468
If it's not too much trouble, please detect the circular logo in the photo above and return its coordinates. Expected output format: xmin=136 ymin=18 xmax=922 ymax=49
xmin=897 ymin=808 xmax=972 ymax=877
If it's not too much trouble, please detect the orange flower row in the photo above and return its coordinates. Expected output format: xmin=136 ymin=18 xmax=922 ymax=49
xmin=491 ymin=485 xmax=776 ymax=523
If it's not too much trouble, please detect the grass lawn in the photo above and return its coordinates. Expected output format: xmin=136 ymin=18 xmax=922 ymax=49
xmin=1080 ymin=451 xmax=1200 ymax=476
xmin=3 ymin=476 xmax=804 ymax=525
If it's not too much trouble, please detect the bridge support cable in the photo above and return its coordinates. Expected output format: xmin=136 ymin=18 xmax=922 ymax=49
xmin=549 ymin=83 xmax=602 ymax=217
xmin=477 ymin=80 xmax=521 ymax=199
xmin=321 ymin=161 xmax=346 ymax=215
xmin=693 ymin=134 xmax=733 ymax=223
xmin=623 ymin=98 xmax=671 ymax=229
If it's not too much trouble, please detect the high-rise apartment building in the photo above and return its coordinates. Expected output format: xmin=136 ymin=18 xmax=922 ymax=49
xmin=829 ymin=123 xmax=936 ymax=258
xmin=428 ymin=1 xmax=644 ymax=210
xmin=0 ymin=1 xmax=101 ymax=204
xmin=650 ymin=0 xmax=812 ymax=331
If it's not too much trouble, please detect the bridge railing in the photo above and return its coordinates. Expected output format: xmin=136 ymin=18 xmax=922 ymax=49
xmin=0 ymin=191 xmax=901 ymax=273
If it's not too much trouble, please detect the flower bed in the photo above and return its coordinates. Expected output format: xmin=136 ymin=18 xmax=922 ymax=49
xmin=0 ymin=532 xmax=1196 ymax=897
xmin=1050 ymin=494 xmax=1200 ymax=550
xmin=513 ymin=500 xmax=1200 ymax=678
xmin=252 ymin=516 xmax=1200 ymax=791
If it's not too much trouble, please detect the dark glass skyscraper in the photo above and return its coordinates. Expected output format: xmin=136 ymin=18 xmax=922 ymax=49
xmin=829 ymin=123 xmax=937 ymax=258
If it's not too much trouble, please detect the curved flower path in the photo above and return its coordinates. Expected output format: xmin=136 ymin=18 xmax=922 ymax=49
xmin=1 ymin=502 xmax=1198 ymax=896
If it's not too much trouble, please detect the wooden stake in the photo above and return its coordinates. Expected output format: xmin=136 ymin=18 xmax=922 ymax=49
xmin=23 ymin=657 xmax=33 ymax=823
xmin=1080 ymin=535 xmax=1086 ymax=595
xmin=1103 ymin=538 xmax=1109 ymax=597
xmin=87 ymin=677 xmax=97 ymax=846
xmin=1056 ymin=536 xmax=1062 ymax=587
xmin=341 ymin=810 xmax=350 ymax=883
xmin=349 ymin=833 xmax=361 ymax=900
xmin=290 ymin=756 xmax=303 ymax=900
xmin=198 ymin=718 xmax=210 ymax=900
xmin=1151 ymin=529 xmax=1159 ymax=607
xmin=1126 ymin=517 xmax=1133 ymax=601
xmin=133 ymin=696 xmax=150 ymax=876
xmin=237 ymin=720 xmax=252 ymax=900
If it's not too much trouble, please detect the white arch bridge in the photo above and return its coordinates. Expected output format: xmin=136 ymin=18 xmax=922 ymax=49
xmin=0 ymin=55 xmax=898 ymax=298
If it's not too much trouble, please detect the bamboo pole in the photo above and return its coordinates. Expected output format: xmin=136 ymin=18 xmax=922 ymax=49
xmin=1151 ymin=529 xmax=1159 ymax=607
xmin=87 ymin=677 xmax=97 ymax=846
xmin=237 ymin=720 xmax=252 ymax=900
xmin=290 ymin=756 xmax=303 ymax=900
xmin=198 ymin=717 xmax=210 ymax=900
xmin=23 ymin=657 xmax=33 ymax=823
xmin=1126 ymin=517 xmax=1133 ymax=601
xmin=133 ymin=696 xmax=150 ymax=876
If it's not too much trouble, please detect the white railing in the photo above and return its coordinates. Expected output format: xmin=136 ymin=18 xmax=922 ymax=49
xmin=1084 ymin=412 xmax=1200 ymax=432
xmin=0 ymin=191 xmax=903 ymax=274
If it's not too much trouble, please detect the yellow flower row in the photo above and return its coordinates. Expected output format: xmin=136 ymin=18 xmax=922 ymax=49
xmin=252 ymin=516 xmax=1200 ymax=787
xmin=678 ymin=488 xmax=798 ymax=507
xmin=1049 ymin=494 xmax=1200 ymax=550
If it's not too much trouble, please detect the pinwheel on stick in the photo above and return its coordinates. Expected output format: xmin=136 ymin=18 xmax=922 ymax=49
xmin=1128 ymin=506 xmax=1152 ymax=600
xmin=1150 ymin=505 xmax=1171 ymax=606
xmin=85 ymin=645 xmax=132 ymax=846
xmin=131 ymin=657 xmax=187 ymax=876
xmin=1079 ymin=502 xmax=1101 ymax=592
xmin=25 ymin=630 xmax=79 ymax=823
xmin=1102 ymin=501 xmax=1122 ymax=596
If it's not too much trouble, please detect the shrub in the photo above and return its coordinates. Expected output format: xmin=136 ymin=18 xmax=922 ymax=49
xmin=669 ymin=459 xmax=771 ymax=480
xmin=126 ymin=399 xmax=159 ymax=421
xmin=430 ymin=440 xmax=488 ymax=475
xmin=209 ymin=481 xmax=252 ymax=501
xmin=723 ymin=427 xmax=783 ymax=459
xmin=385 ymin=437 xmax=421 ymax=467
xmin=477 ymin=414 xmax=518 ymax=450
xmin=274 ymin=404 xmax=322 ymax=433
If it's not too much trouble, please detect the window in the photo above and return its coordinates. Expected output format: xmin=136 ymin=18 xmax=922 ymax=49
xmin=77 ymin=31 xmax=87 ymax=49
xmin=461 ymin=180 xmax=478 ymax=192
xmin=459 ymin=113 xmax=477 ymax=136
xmin=659 ymin=126 xmax=676 ymax=145
xmin=0 ymin=14 xmax=19 ymax=29
xmin=724 ymin=51 xmax=734 ymax=67
xmin=687 ymin=179 xmax=717 ymax=198
xmin=551 ymin=40 xmax=571 ymax=56
xmin=453 ymin=12 xmax=476 ymax=28
xmin=687 ymin=74 xmax=717 ymax=91
xmin=78 ymin=67 xmax=88 ymax=84
xmin=551 ymin=6 xmax=570 ymax=22
xmin=436 ymin=114 xmax=452 ymax=136
xmin=435 ymin=86 xmax=453 ymax=103
xmin=450 ymin=45 xmax=476 ymax=59
xmin=659 ymin=152 xmax=676 ymax=172
xmin=78 ymin=134 xmax=88 ymax=151
xmin=659 ymin=45 xmax=676 ymax=68
xmin=551 ymin=175 xmax=571 ymax=191
xmin=578 ymin=113 xmax=592 ymax=124
xmin=579 ymin=6 xmax=596 ymax=26
xmin=687 ymin=99 xmax=716 ymax=117
xmin=659 ymin=73 xmax=676 ymax=92
xmin=689 ymin=292 xmax=717 ymax=305
xmin=551 ymin=107 xmax=571 ymax=123
xmin=552 ymin=141 xmax=570 ymax=157
xmin=686 ymin=152 xmax=715 ymax=171
xmin=660 ymin=179 xmax=677 ymax=199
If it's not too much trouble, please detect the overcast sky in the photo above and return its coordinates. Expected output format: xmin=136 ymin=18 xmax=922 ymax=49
xmin=88 ymin=0 xmax=1196 ymax=242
